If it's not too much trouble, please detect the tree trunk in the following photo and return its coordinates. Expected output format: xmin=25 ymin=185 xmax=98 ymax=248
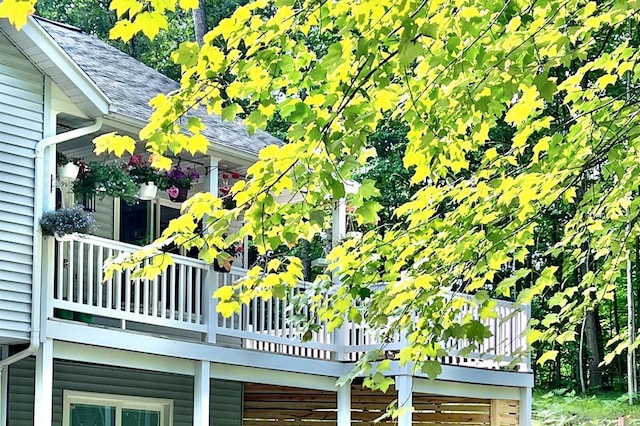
xmin=192 ymin=0 xmax=207 ymax=46
xmin=554 ymin=343 xmax=562 ymax=387
xmin=636 ymin=236 xmax=640 ymax=335
xmin=613 ymin=289 xmax=624 ymax=378
xmin=585 ymin=307 xmax=604 ymax=389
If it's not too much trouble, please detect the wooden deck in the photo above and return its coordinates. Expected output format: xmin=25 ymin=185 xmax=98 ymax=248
xmin=243 ymin=383 xmax=519 ymax=425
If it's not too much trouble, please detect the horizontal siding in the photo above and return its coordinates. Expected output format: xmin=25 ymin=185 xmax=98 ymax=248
xmin=92 ymin=197 xmax=115 ymax=239
xmin=211 ymin=380 xmax=243 ymax=426
xmin=8 ymin=359 xmax=243 ymax=426
xmin=0 ymin=30 xmax=43 ymax=343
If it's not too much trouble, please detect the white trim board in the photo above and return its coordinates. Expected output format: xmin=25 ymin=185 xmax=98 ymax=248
xmin=47 ymin=320 xmax=348 ymax=377
xmin=412 ymin=376 xmax=521 ymax=400
xmin=48 ymin=321 xmax=532 ymax=390
xmin=55 ymin=341 xmax=342 ymax=391
xmin=210 ymin=364 xmax=338 ymax=392
xmin=54 ymin=341 xmax=195 ymax=376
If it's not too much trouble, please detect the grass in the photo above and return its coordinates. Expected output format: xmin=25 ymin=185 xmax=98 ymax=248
xmin=533 ymin=390 xmax=640 ymax=425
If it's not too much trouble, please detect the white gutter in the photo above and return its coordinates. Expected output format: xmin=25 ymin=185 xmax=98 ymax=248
xmin=0 ymin=117 xmax=103 ymax=370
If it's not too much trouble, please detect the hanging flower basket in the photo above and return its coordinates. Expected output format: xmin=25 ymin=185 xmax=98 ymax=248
xmin=159 ymin=164 xmax=199 ymax=202
xmin=57 ymin=162 xmax=80 ymax=181
xmin=167 ymin=185 xmax=188 ymax=202
xmin=137 ymin=182 xmax=158 ymax=200
xmin=39 ymin=205 xmax=97 ymax=237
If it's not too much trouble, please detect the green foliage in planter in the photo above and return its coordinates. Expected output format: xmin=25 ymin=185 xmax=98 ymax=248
xmin=126 ymin=153 xmax=161 ymax=185
xmin=39 ymin=205 xmax=97 ymax=236
xmin=74 ymin=160 xmax=139 ymax=203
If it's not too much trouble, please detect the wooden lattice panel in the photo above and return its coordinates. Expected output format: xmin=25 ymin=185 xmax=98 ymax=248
xmin=243 ymin=384 xmax=520 ymax=425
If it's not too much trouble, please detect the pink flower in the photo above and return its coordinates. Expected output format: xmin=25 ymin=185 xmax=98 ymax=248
xmin=219 ymin=185 xmax=230 ymax=195
xmin=166 ymin=185 xmax=179 ymax=198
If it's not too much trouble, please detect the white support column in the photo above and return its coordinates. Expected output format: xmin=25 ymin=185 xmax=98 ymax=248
xmin=332 ymin=198 xmax=347 ymax=249
xmin=205 ymin=156 xmax=220 ymax=204
xmin=204 ymin=157 xmax=220 ymax=344
xmin=204 ymin=267 xmax=219 ymax=344
xmin=34 ymin=338 xmax=54 ymax=426
xmin=395 ymin=375 xmax=413 ymax=426
xmin=337 ymin=384 xmax=351 ymax=426
xmin=519 ymin=387 xmax=532 ymax=426
xmin=193 ymin=361 xmax=211 ymax=426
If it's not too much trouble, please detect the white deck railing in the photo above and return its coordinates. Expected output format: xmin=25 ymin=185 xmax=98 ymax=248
xmin=49 ymin=234 xmax=207 ymax=332
xmin=48 ymin=234 xmax=530 ymax=371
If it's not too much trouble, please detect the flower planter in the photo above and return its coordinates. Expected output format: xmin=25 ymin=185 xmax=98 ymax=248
xmin=213 ymin=259 xmax=233 ymax=272
xmin=137 ymin=182 xmax=158 ymax=200
xmin=54 ymin=232 xmax=76 ymax=241
xmin=168 ymin=186 xmax=188 ymax=202
xmin=57 ymin=162 xmax=80 ymax=181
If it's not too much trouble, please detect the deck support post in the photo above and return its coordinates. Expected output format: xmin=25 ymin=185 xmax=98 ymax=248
xmin=519 ymin=386 xmax=532 ymax=426
xmin=0 ymin=346 xmax=8 ymax=426
xmin=490 ymin=399 xmax=499 ymax=426
xmin=42 ymin=236 xmax=55 ymax=334
xmin=193 ymin=361 xmax=210 ymax=426
xmin=34 ymin=338 xmax=53 ymax=426
xmin=331 ymin=197 xmax=349 ymax=360
xmin=204 ymin=267 xmax=219 ymax=344
xmin=337 ymin=383 xmax=351 ymax=426
xmin=204 ymin=157 xmax=220 ymax=344
xmin=395 ymin=375 xmax=413 ymax=426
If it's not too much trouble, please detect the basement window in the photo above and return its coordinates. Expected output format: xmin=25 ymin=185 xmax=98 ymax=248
xmin=62 ymin=390 xmax=173 ymax=426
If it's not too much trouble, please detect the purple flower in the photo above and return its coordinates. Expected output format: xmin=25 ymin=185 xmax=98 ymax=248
xmin=190 ymin=170 xmax=200 ymax=179
xmin=168 ymin=168 xmax=186 ymax=180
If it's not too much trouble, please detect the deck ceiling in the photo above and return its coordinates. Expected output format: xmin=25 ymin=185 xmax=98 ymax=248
xmin=242 ymin=383 xmax=519 ymax=425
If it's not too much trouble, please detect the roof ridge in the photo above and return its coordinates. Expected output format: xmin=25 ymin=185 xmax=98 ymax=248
xmin=33 ymin=15 xmax=84 ymax=33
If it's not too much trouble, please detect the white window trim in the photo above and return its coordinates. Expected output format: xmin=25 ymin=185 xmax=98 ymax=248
xmin=62 ymin=390 xmax=173 ymax=426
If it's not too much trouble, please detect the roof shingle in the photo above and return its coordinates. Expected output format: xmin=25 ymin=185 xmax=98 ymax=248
xmin=36 ymin=17 xmax=280 ymax=156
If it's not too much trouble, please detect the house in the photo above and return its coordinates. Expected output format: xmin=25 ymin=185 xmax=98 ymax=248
xmin=0 ymin=16 xmax=534 ymax=426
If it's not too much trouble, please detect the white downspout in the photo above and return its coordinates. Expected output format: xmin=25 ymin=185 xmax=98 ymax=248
xmin=0 ymin=117 xmax=103 ymax=369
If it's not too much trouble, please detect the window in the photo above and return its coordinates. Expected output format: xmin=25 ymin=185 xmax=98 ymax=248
xmin=63 ymin=391 xmax=173 ymax=426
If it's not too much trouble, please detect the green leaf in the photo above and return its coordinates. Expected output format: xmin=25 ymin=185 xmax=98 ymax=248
xmin=537 ymin=350 xmax=558 ymax=365
xmin=421 ymin=360 xmax=442 ymax=380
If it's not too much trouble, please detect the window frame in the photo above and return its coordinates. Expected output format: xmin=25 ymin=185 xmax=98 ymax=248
xmin=62 ymin=390 xmax=174 ymax=426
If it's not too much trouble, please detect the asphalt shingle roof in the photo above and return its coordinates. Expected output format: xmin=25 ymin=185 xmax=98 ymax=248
xmin=36 ymin=17 xmax=281 ymax=156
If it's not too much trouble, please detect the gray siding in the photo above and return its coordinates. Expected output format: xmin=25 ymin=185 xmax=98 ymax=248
xmin=92 ymin=196 xmax=115 ymax=240
xmin=0 ymin=31 xmax=44 ymax=343
xmin=211 ymin=380 xmax=242 ymax=426
xmin=8 ymin=358 xmax=243 ymax=426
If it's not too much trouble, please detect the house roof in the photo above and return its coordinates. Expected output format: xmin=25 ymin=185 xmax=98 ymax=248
xmin=33 ymin=17 xmax=280 ymax=156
